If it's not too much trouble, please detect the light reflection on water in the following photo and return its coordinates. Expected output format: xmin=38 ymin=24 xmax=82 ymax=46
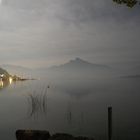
xmin=0 ymin=80 xmax=4 ymax=88
xmin=0 ymin=77 xmax=140 ymax=140
xmin=9 ymin=77 xmax=13 ymax=85
xmin=0 ymin=77 xmax=13 ymax=89
xmin=0 ymin=80 xmax=9 ymax=89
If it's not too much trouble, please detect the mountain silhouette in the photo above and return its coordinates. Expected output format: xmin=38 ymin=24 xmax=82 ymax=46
xmin=41 ymin=58 xmax=111 ymax=79
xmin=0 ymin=64 xmax=33 ymax=77
xmin=49 ymin=57 xmax=110 ymax=71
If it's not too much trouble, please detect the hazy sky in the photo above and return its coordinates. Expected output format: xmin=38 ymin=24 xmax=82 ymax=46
xmin=0 ymin=0 xmax=140 ymax=68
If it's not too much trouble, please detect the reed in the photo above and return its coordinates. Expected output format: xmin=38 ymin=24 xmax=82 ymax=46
xmin=27 ymin=85 xmax=49 ymax=117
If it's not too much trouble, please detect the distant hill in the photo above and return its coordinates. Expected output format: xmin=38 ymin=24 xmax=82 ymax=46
xmin=0 ymin=64 xmax=33 ymax=77
xmin=0 ymin=67 xmax=9 ymax=76
xmin=40 ymin=58 xmax=111 ymax=79
xmin=49 ymin=57 xmax=110 ymax=71
xmin=1 ymin=58 xmax=111 ymax=79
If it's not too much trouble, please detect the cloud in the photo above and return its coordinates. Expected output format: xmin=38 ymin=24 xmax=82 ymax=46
xmin=0 ymin=0 xmax=139 ymax=68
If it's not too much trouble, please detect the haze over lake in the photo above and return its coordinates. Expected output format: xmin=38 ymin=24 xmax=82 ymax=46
xmin=0 ymin=58 xmax=140 ymax=140
xmin=0 ymin=0 xmax=140 ymax=140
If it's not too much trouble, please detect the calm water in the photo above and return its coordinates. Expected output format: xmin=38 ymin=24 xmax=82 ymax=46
xmin=0 ymin=76 xmax=140 ymax=140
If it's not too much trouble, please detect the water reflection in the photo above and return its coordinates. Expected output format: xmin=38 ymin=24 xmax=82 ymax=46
xmin=53 ymin=78 xmax=102 ymax=99
xmin=66 ymin=103 xmax=72 ymax=124
xmin=9 ymin=77 xmax=13 ymax=84
xmin=0 ymin=76 xmax=14 ymax=90
xmin=0 ymin=80 xmax=4 ymax=88
xmin=65 ymin=87 xmax=92 ymax=99
xmin=0 ymin=76 xmax=140 ymax=140
xmin=58 ymin=84 xmax=93 ymax=99
xmin=0 ymin=79 xmax=10 ymax=89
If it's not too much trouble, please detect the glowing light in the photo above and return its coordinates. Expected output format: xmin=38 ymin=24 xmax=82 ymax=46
xmin=9 ymin=77 xmax=13 ymax=84
xmin=0 ymin=74 xmax=4 ymax=78
xmin=0 ymin=80 xmax=3 ymax=88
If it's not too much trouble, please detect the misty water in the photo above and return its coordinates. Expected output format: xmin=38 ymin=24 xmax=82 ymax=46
xmin=0 ymin=76 xmax=140 ymax=140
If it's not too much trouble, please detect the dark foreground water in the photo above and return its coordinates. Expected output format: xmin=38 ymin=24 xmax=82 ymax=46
xmin=0 ymin=76 xmax=140 ymax=140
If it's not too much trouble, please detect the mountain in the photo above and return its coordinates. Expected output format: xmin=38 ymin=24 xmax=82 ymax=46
xmin=0 ymin=64 xmax=33 ymax=77
xmin=40 ymin=58 xmax=111 ymax=79
xmin=49 ymin=57 xmax=110 ymax=70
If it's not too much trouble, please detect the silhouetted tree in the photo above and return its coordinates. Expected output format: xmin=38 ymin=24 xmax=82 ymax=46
xmin=113 ymin=0 xmax=140 ymax=7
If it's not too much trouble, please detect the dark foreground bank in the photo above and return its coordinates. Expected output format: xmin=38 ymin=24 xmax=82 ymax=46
xmin=16 ymin=130 xmax=94 ymax=140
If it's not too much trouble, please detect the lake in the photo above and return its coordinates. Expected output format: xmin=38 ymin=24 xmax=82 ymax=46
xmin=0 ymin=76 xmax=140 ymax=140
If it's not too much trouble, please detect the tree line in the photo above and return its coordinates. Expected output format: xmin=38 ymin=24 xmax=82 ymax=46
xmin=113 ymin=0 xmax=140 ymax=7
